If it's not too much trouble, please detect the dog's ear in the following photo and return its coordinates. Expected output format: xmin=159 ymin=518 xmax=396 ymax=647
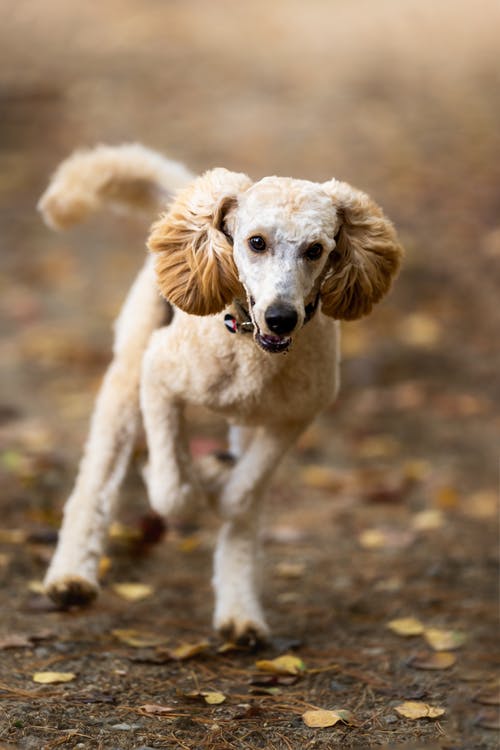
xmin=148 ymin=169 xmax=252 ymax=315
xmin=320 ymin=180 xmax=403 ymax=320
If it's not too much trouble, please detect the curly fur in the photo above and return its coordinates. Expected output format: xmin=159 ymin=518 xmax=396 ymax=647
xmin=149 ymin=169 xmax=252 ymax=315
xmin=320 ymin=180 xmax=402 ymax=320
xmin=40 ymin=144 xmax=403 ymax=643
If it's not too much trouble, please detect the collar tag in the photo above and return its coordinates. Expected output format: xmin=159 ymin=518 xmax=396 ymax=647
xmin=224 ymin=313 xmax=239 ymax=334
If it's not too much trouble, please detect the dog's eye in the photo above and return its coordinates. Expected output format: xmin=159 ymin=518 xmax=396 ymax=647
xmin=248 ymin=235 xmax=266 ymax=253
xmin=305 ymin=242 xmax=323 ymax=261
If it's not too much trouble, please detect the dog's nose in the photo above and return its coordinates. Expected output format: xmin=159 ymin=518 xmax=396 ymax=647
xmin=264 ymin=304 xmax=298 ymax=335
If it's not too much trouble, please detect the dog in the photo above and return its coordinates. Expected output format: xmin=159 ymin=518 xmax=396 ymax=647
xmin=39 ymin=144 xmax=403 ymax=643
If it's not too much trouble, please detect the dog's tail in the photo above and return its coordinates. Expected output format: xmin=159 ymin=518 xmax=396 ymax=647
xmin=38 ymin=143 xmax=194 ymax=230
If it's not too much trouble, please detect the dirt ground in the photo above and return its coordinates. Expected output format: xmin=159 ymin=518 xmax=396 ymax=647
xmin=0 ymin=1 xmax=499 ymax=748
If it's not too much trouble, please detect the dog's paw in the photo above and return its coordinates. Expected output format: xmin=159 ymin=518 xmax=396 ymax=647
xmin=45 ymin=576 xmax=98 ymax=609
xmin=215 ymin=615 xmax=270 ymax=648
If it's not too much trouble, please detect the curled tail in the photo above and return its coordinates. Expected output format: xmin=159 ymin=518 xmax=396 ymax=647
xmin=38 ymin=143 xmax=194 ymax=230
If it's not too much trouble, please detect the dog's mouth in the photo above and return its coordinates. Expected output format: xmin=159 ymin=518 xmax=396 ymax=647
xmin=255 ymin=331 xmax=292 ymax=353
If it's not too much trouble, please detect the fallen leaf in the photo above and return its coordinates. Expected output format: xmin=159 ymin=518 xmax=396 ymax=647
xmin=303 ymin=708 xmax=354 ymax=727
xmin=0 ymin=634 xmax=32 ymax=650
xmin=140 ymin=703 xmax=175 ymax=715
xmin=112 ymin=629 xmax=168 ymax=648
xmin=168 ymin=640 xmax=210 ymax=660
xmin=202 ymin=691 xmax=226 ymax=705
xmin=112 ymin=583 xmax=154 ymax=601
xmin=98 ymin=556 xmax=112 ymax=578
xmin=463 ymin=490 xmax=498 ymax=520
xmin=27 ymin=580 xmax=45 ymax=594
xmin=408 ymin=651 xmax=456 ymax=670
xmin=398 ymin=313 xmax=441 ymax=347
xmin=33 ymin=672 xmax=76 ymax=684
xmin=435 ymin=485 xmax=460 ymax=509
xmin=474 ymin=688 xmax=500 ymax=706
xmin=475 ymin=709 xmax=500 ymax=730
xmin=0 ymin=529 xmax=26 ymax=544
xmin=387 ymin=617 xmax=425 ymax=636
xmin=424 ymin=628 xmax=466 ymax=651
xmin=395 ymin=701 xmax=445 ymax=719
xmin=358 ymin=527 xmax=415 ymax=550
xmin=300 ymin=465 xmax=345 ymax=491
xmin=356 ymin=435 xmax=399 ymax=458
xmin=217 ymin=641 xmax=247 ymax=654
xmin=183 ymin=690 xmax=226 ymax=704
xmin=412 ymin=509 xmax=444 ymax=531
xmin=255 ymin=654 xmax=306 ymax=675
xmin=275 ymin=561 xmax=305 ymax=579
xmin=108 ymin=522 xmax=140 ymax=542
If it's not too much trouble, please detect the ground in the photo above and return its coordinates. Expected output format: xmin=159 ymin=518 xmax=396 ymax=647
xmin=0 ymin=1 xmax=499 ymax=748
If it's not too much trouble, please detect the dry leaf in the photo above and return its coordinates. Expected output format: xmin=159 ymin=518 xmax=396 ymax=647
xmin=203 ymin=691 xmax=226 ymax=705
xmin=33 ymin=672 xmax=76 ymax=684
xmin=300 ymin=465 xmax=344 ymax=491
xmin=168 ymin=641 xmax=210 ymax=660
xmin=98 ymin=556 xmax=112 ymax=578
xmin=0 ymin=529 xmax=26 ymax=544
xmin=112 ymin=629 xmax=167 ymax=648
xmin=275 ymin=561 xmax=305 ymax=579
xmin=112 ymin=583 xmax=154 ymax=601
xmin=475 ymin=709 xmax=500 ymax=730
xmin=217 ymin=641 xmax=247 ymax=654
xmin=395 ymin=701 xmax=445 ymax=719
xmin=108 ymin=522 xmax=140 ymax=541
xmin=387 ymin=617 xmax=425 ymax=636
xmin=424 ymin=628 xmax=466 ymax=651
xmin=409 ymin=651 xmax=456 ymax=670
xmin=303 ymin=708 xmax=354 ymax=728
xmin=463 ymin=490 xmax=498 ymax=519
xmin=474 ymin=689 xmax=500 ymax=706
xmin=356 ymin=435 xmax=399 ymax=458
xmin=412 ymin=509 xmax=444 ymax=531
xmin=399 ymin=313 xmax=441 ymax=347
xmin=358 ymin=527 xmax=415 ymax=550
xmin=183 ymin=690 xmax=226 ymax=704
xmin=0 ymin=634 xmax=32 ymax=650
xmin=140 ymin=703 xmax=175 ymax=715
xmin=27 ymin=580 xmax=45 ymax=594
xmin=255 ymin=654 xmax=306 ymax=675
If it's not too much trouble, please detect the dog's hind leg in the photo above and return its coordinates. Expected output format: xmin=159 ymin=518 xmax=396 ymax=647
xmin=44 ymin=258 xmax=166 ymax=607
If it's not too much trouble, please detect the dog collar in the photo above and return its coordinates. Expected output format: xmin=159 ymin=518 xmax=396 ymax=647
xmin=224 ymin=294 xmax=320 ymax=335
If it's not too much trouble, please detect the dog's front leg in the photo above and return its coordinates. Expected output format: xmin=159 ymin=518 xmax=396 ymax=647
xmin=213 ymin=422 xmax=307 ymax=643
xmin=140 ymin=330 xmax=204 ymax=516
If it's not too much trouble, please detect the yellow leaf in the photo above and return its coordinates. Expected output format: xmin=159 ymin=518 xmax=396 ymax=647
xmin=98 ymin=556 xmax=112 ymax=578
xmin=387 ymin=617 xmax=424 ymax=636
xmin=409 ymin=651 xmax=456 ymax=670
xmin=275 ymin=561 xmax=305 ymax=579
xmin=399 ymin=313 xmax=441 ymax=347
xmin=424 ymin=628 xmax=466 ymax=651
xmin=412 ymin=509 xmax=444 ymax=531
xmin=255 ymin=654 xmax=306 ymax=675
xmin=356 ymin=435 xmax=399 ymax=458
xmin=302 ymin=708 xmax=354 ymax=727
xmin=108 ymin=522 xmax=140 ymax=541
xmin=27 ymin=580 xmax=45 ymax=594
xmin=169 ymin=641 xmax=210 ymax=660
xmin=112 ymin=583 xmax=153 ymax=601
xmin=203 ymin=691 xmax=226 ymax=705
xmin=358 ymin=529 xmax=386 ymax=549
xmin=395 ymin=701 xmax=445 ymax=719
xmin=33 ymin=672 xmax=76 ymax=684
xmin=300 ymin=465 xmax=344 ymax=491
xmin=0 ymin=529 xmax=26 ymax=544
xmin=112 ymin=629 xmax=167 ymax=648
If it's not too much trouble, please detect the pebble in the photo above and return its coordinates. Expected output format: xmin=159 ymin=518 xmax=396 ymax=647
xmin=110 ymin=722 xmax=142 ymax=730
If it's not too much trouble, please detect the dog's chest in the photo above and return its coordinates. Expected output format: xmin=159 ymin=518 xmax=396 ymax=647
xmin=200 ymin=321 xmax=339 ymax=425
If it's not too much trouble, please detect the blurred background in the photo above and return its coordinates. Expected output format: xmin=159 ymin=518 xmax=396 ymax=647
xmin=1 ymin=2 xmax=499 ymax=746
xmin=1 ymin=0 xmax=498 ymax=491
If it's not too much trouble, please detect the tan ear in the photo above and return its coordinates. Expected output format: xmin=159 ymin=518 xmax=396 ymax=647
xmin=148 ymin=168 xmax=252 ymax=315
xmin=320 ymin=180 xmax=403 ymax=320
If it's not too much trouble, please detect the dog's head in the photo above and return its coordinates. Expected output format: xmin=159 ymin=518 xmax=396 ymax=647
xmin=148 ymin=169 xmax=403 ymax=353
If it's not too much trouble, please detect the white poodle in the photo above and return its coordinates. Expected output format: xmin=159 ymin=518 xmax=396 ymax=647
xmin=39 ymin=144 xmax=403 ymax=643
